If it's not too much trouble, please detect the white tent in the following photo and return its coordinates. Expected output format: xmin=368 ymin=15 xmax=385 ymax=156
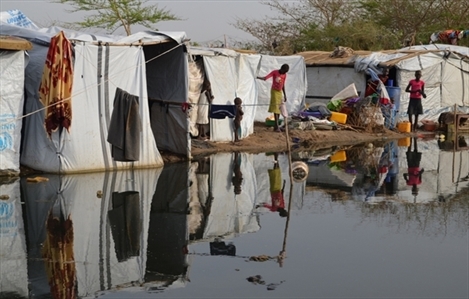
xmin=0 ymin=178 xmax=28 ymax=298
xmin=0 ymin=40 xmax=30 ymax=174
xmin=187 ymin=47 xmax=307 ymax=142
xmin=298 ymin=45 xmax=469 ymax=121
xmin=0 ymin=20 xmax=190 ymax=173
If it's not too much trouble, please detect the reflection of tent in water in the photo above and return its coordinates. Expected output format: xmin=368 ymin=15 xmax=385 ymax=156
xmin=307 ymin=161 xmax=356 ymax=190
xmin=21 ymin=169 xmax=162 ymax=298
xmin=0 ymin=178 xmax=28 ymax=298
xmin=201 ymin=153 xmax=259 ymax=240
xmin=146 ymin=163 xmax=190 ymax=286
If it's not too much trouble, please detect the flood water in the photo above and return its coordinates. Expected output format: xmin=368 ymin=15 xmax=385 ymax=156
xmin=1 ymin=137 xmax=468 ymax=298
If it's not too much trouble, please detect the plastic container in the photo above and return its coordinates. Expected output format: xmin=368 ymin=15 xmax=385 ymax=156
xmin=398 ymin=137 xmax=411 ymax=147
xmin=421 ymin=119 xmax=437 ymax=131
xmin=291 ymin=161 xmax=309 ymax=183
xmin=397 ymin=121 xmax=411 ymax=133
xmin=386 ymin=86 xmax=401 ymax=111
xmin=330 ymin=150 xmax=347 ymax=163
xmin=329 ymin=111 xmax=347 ymax=124
xmin=265 ymin=118 xmax=283 ymax=127
xmin=386 ymin=79 xmax=394 ymax=87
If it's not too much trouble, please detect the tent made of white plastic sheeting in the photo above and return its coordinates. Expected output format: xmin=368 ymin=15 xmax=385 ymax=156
xmin=187 ymin=47 xmax=307 ymax=142
xmin=20 ymin=169 xmax=169 ymax=298
xmin=299 ymin=45 xmax=469 ymax=121
xmin=253 ymin=55 xmax=307 ymax=122
xmin=0 ymin=50 xmax=28 ymax=174
xmin=355 ymin=45 xmax=469 ymax=121
xmin=0 ymin=22 xmax=190 ymax=173
xmin=202 ymin=153 xmax=260 ymax=240
xmin=0 ymin=179 xmax=28 ymax=298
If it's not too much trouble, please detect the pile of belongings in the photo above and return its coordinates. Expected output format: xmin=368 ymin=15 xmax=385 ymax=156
xmin=326 ymin=80 xmax=390 ymax=128
xmin=290 ymin=103 xmax=337 ymax=130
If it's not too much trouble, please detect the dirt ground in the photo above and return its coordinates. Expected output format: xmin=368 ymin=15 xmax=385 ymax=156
xmin=162 ymin=122 xmax=412 ymax=163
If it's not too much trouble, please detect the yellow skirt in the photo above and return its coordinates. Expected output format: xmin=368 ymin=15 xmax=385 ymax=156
xmin=268 ymin=168 xmax=282 ymax=192
xmin=268 ymin=89 xmax=282 ymax=114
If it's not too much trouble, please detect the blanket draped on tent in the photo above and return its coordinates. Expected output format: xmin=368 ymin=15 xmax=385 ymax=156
xmin=107 ymin=87 xmax=142 ymax=162
xmin=39 ymin=30 xmax=74 ymax=137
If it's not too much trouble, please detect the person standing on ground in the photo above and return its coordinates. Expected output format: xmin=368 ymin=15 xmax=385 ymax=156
xmin=405 ymin=70 xmax=426 ymax=132
xmin=233 ymin=97 xmax=244 ymax=142
xmin=197 ymin=76 xmax=214 ymax=139
xmin=257 ymin=64 xmax=289 ymax=132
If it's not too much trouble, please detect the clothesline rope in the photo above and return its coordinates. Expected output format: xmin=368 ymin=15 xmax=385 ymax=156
xmin=2 ymin=42 xmax=184 ymax=125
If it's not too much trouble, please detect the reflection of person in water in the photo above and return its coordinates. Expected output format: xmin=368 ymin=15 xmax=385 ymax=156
xmin=403 ymin=137 xmax=424 ymax=196
xmin=232 ymin=152 xmax=243 ymax=195
xmin=378 ymin=141 xmax=399 ymax=195
xmin=264 ymin=153 xmax=287 ymax=217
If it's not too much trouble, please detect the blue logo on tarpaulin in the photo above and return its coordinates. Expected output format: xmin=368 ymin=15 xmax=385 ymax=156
xmin=0 ymin=202 xmax=13 ymax=219
xmin=0 ymin=132 xmax=13 ymax=151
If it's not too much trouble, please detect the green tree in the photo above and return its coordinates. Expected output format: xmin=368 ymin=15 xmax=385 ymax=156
xmin=234 ymin=0 xmax=469 ymax=53
xmin=53 ymin=0 xmax=180 ymax=36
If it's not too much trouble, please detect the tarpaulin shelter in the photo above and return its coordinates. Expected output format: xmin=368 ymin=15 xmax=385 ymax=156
xmin=298 ymin=44 xmax=469 ymax=122
xmin=0 ymin=36 xmax=31 ymax=175
xmin=187 ymin=47 xmax=307 ymax=142
xmin=0 ymin=15 xmax=190 ymax=173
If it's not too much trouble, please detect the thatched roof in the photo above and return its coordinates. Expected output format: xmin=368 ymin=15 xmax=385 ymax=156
xmin=297 ymin=46 xmax=469 ymax=67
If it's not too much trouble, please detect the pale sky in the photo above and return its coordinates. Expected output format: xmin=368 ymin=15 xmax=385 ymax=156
xmin=0 ymin=0 xmax=279 ymax=45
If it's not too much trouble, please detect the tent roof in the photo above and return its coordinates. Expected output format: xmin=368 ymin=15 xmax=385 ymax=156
xmin=297 ymin=44 xmax=469 ymax=67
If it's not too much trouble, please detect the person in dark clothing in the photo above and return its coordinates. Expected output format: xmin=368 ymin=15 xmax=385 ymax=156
xmin=232 ymin=152 xmax=243 ymax=195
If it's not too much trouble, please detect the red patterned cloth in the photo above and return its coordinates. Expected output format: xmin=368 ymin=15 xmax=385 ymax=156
xmin=39 ymin=31 xmax=73 ymax=137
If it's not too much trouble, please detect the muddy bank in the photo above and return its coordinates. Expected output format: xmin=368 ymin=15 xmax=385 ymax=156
xmin=162 ymin=122 xmax=413 ymax=163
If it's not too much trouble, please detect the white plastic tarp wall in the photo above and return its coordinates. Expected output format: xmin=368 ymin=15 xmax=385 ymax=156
xmin=254 ymin=55 xmax=307 ymax=121
xmin=21 ymin=169 xmax=160 ymax=297
xmin=203 ymin=153 xmax=259 ymax=239
xmin=21 ymin=43 xmax=163 ymax=173
xmin=204 ymin=54 xmax=257 ymax=142
xmin=0 ymin=179 xmax=28 ymax=297
xmin=305 ymin=66 xmax=366 ymax=100
xmin=0 ymin=51 xmax=26 ymax=173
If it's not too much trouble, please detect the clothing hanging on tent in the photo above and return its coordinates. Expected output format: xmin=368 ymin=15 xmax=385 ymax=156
xmin=107 ymin=87 xmax=142 ymax=162
xmin=39 ymin=30 xmax=74 ymax=137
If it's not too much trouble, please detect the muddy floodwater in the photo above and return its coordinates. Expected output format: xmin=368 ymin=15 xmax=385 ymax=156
xmin=1 ymin=138 xmax=468 ymax=298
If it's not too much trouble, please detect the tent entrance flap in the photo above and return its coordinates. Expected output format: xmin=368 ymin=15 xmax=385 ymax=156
xmin=144 ymin=42 xmax=190 ymax=157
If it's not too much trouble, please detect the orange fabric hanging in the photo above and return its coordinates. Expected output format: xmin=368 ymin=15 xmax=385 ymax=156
xmin=39 ymin=31 xmax=74 ymax=137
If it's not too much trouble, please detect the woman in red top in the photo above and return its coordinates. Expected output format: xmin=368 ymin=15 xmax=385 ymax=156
xmin=405 ymin=70 xmax=427 ymax=132
xmin=257 ymin=64 xmax=289 ymax=132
